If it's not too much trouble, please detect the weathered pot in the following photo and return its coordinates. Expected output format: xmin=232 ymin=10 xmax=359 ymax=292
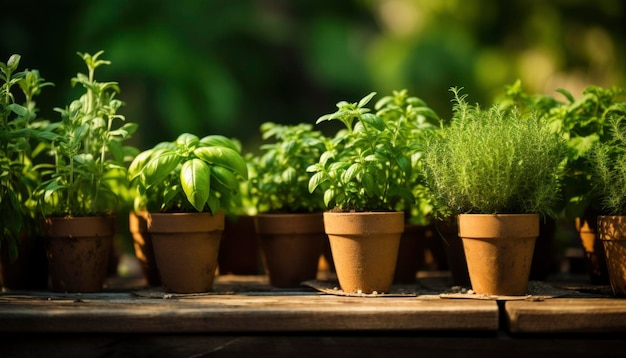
xmin=323 ymin=211 xmax=404 ymax=294
xmin=219 ymin=214 xmax=263 ymax=275
xmin=436 ymin=218 xmax=471 ymax=287
xmin=597 ymin=215 xmax=626 ymax=296
xmin=458 ymin=214 xmax=538 ymax=296
xmin=255 ymin=213 xmax=324 ymax=288
xmin=575 ymin=213 xmax=610 ymax=285
xmin=0 ymin=230 xmax=48 ymax=290
xmin=393 ymin=224 xmax=432 ymax=284
xmin=44 ymin=216 xmax=115 ymax=293
xmin=148 ymin=211 xmax=224 ymax=293
xmin=129 ymin=212 xmax=161 ymax=286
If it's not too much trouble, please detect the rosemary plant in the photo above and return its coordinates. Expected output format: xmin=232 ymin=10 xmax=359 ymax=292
xmin=423 ymin=88 xmax=567 ymax=217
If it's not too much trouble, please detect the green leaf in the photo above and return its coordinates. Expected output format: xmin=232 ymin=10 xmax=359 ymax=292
xmin=360 ymin=113 xmax=386 ymax=131
xmin=341 ymin=163 xmax=360 ymax=183
xmin=141 ymin=151 xmax=180 ymax=186
xmin=200 ymin=135 xmax=241 ymax=152
xmin=412 ymin=107 xmax=440 ymax=120
xmin=180 ymin=158 xmax=211 ymax=212
xmin=358 ymin=92 xmax=377 ymax=108
xmin=210 ymin=165 xmax=239 ymax=192
xmin=6 ymin=103 xmax=28 ymax=117
xmin=176 ymin=133 xmax=199 ymax=150
xmin=308 ymin=171 xmax=326 ymax=193
xmin=194 ymin=146 xmax=248 ymax=179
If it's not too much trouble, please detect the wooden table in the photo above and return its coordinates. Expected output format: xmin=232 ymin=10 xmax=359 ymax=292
xmin=1 ymin=273 xmax=625 ymax=357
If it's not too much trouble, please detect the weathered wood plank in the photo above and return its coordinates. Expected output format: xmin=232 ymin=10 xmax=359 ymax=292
xmin=0 ymin=292 xmax=498 ymax=333
xmin=506 ymin=298 xmax=626 ymax=333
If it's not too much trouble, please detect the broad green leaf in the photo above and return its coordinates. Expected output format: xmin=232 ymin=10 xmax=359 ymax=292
xmin=176 ymin=133 xmax=199 ymax=149
xmin=308 ymin=171 xmax=326 ymax=193
xmin=396 ymin=155 xmax=411 ymax=174
xmin=411 ymin=107 xmax=440 ymax=120
xmin=210 ymin=165 xmax=239 ymax=192
xmin=324 ymin=188 xmax=336 ymax=208
xmin=360 ymin=113 xmax=386 ymax=131
xmin=7 ymin=54 xmax=21 ymax=71
xmin=141 ymin=151 xmax=180 ymax=186
xmin=6 ymin=103 xmax=28 ymax=117
xmin=194 ymin=146 xmax=248 ymax=179
xmin=199 ymin=135 xmax=240 ymax=152
xmin=341 ymin=163 xmax=360 ymax=183
xmin=281 ymin=167 xmax=297 ymax=184
xmin=180 ymin=158 xmax=211 ymax=212
xmin=128 ymin=149 xmax=154 ymax=180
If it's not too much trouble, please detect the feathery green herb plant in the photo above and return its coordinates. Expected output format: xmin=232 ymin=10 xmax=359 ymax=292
xmin=588 ymin=115 xmax=626 ymax=215
xmin=423 ymin=87 xmax=567 ymax=217
xmin=501 ymin=80 xmax=626 ymax=218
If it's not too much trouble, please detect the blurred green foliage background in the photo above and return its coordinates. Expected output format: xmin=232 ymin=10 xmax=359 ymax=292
xmin=2 ymin=0 xmax=624 ymax=152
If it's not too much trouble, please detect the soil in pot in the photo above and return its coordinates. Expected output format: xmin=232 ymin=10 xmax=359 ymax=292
xmin=44 ymin=216 xmax=115 ymax=293
xmin=324 ymin=211 xmax=404 ymax=294
xmin=148 ymin=211 xmax=224 ymax=294
xmin=255 ymin=213 xmax=324 ymax=288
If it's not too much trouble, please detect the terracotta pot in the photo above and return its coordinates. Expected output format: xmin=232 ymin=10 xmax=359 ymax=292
xmin=458 ymin=214 xmax=538 ymax=296
xmin=393 ymin=224 xmax=432 ymax=284
xmin=44 ymin=216 xmax=115 ymax=293
xmin=0 ymin=231 xmax=48 ymax=290
xmin=435 ymin=219 xmax=471 ymax=287
xmin=529 ymin=217 xmax=558 ymax=281
xmin=323 ymin=211 xmax=404 ymax=294
xmin=148 ymin=211 xmax=224 ymax=293
xmin=597 ymin=216 xmax=626 ymax=296
xmin=575 ymin=214 xmax=610 ymax=285
xmin=129 ymin=212 xmax=161 ymax=286
xmin=255 ymin=213 xmax=324 ymax=288
xmin=219 ymin=215 xmax=263 ymax=275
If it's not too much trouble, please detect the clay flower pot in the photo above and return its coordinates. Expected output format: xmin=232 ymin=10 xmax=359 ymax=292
xmin=148 ymin=211 xmax=224 ymax=293
xmin=129 ymin=212 xmax=161 ymax=286
xmin=575 ymin=215 xmax=610 ymax=285
xmin=323 ymin=211 xmax=404 ymax=294
xmin=0 ymin=230 xmax=49 ymax=290
xmin=44 ymin=216 xmax=115 ymax=293
xmin=458 ymin=214 xmax=539 ymax=296
xmin=255 ymin=213 xmax=324 ymax=288
xmin=597 ymin=216 xmax=626 ymax=296
xmin=219 ymin=215 xmax=262 ymax=275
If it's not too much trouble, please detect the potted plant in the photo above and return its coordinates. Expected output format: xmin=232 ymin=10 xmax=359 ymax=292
xmin=35 ymin=51 xmax=138 ymax=293
xmin=422 ymin=87 xmax=567 ymax=296
xmin=248 ymin=122 xmax=328 ymax=287
xmin=308 ymin=91 xmax=434 ymax=293
xmin=0 ymin=54 xmax=54 ymax=289
xmin=502 ymin=81 xmax=626 ymax=283
xmin=128 ymin=133 xmax=248 ymax=293
xmin=373 ymin=89 xmax=441 ymax=284
xmin=588 ymin=115 xmax=626 ymax=296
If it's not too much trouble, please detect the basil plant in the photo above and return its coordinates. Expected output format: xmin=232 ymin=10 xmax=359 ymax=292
xmin=128 ymin=133 xmax=248 ymax=214
xmin=307 ymin=91 xmax=439 ymax=212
